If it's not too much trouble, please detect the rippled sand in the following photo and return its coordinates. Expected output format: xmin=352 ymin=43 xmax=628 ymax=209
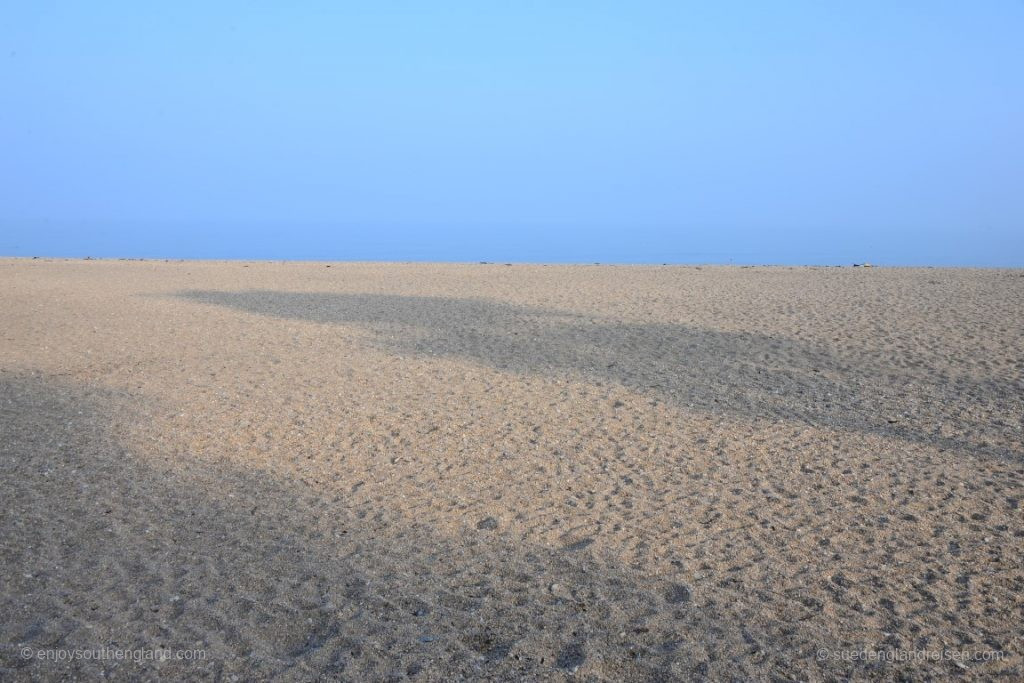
xmin=2 ymin=259 xmax=1022 ymax=680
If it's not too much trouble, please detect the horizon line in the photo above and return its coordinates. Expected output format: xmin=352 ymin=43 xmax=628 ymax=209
xmin=2 ymin=255 xmax=1020 ymax=270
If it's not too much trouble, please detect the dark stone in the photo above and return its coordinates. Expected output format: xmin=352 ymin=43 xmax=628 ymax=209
xmin=664 ymin=583 xmax=692 ymax=604
xmin=476 ymin=517 xmax=499 ymax=531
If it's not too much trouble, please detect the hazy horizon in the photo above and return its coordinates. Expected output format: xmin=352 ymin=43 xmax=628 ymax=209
xmin=3 ymin=221 xmax=1020 ymax=267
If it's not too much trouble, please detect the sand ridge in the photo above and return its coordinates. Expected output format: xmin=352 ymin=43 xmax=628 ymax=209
xmin=1 ymin=259 xmax=1022 ymax=680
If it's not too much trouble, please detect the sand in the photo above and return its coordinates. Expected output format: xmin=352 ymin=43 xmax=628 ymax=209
xmin=1 ymin=259 xmax=1021 ymax=681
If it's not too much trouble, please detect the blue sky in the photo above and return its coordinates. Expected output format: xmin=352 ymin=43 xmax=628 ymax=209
xmin=2 ymin=2 xmax=1022 ymax=265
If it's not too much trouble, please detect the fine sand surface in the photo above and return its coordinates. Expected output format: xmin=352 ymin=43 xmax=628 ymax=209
xmin=1 ymin=259 xmax=1022 ymax=681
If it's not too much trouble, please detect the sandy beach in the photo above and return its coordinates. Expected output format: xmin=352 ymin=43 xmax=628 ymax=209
xmin=1 ymin=259 xmax=1021 ymax=680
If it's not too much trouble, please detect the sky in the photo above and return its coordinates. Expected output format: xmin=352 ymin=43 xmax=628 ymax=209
xmin=1 ymin=2 xmax=1022 ymax=265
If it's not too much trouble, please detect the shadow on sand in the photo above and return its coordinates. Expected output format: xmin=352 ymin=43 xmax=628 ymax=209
xmin=1 ymin=372 xmax=848 ymax=681
xmin=177 ymin=290 xmax=1021 ymax=459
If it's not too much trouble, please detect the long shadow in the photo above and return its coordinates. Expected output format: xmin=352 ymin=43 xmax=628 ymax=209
xmin=8 ymin=372 xmax=1018 ymax=680
xmin=177 ymin=290 xmax=1022 ymax=459
xmin=1 ymin=372 xmax=856 ymax=681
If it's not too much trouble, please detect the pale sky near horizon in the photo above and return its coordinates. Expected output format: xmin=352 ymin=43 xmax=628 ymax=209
xmin=1 ymin=2 xmax=1022 ymax=265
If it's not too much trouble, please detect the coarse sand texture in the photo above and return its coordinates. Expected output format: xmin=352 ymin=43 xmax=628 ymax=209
xmin=2 ymin=260 xmax=1022 ymax=680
